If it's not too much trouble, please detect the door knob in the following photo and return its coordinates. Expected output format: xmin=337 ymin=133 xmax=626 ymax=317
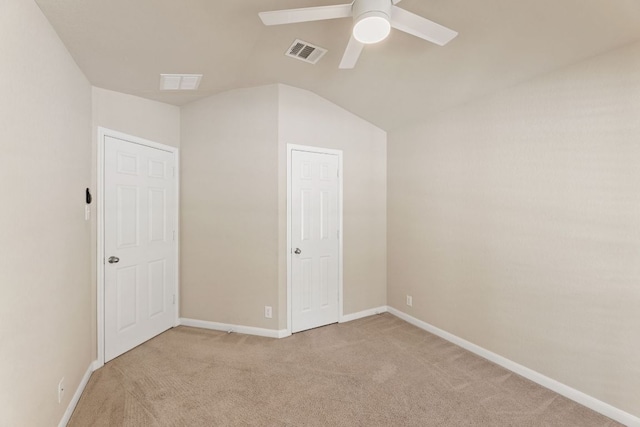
xmin=294 ymin=248 xmax=301 ymax=255
xmin=108 ymin=256 xmax=120 ymax=264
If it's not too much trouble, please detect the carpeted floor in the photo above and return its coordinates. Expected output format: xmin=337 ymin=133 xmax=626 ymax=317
xmin=69 ymin=313 xmax=620 ymax=426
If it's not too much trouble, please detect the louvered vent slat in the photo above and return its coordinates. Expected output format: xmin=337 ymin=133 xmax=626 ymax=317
xmin=289 ymin=43 xmax=305 ymax=56
xmin=285 ymin=39 xmax=327 ymax=65
xmin=299 ymin=45 xmax=315 ymax=59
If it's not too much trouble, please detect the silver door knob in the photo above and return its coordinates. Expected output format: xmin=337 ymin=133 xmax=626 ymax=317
xmin=294 ymin=248 xmax=301 ymax=255
xmin=108 ymin=256 xmax=120 ymax=264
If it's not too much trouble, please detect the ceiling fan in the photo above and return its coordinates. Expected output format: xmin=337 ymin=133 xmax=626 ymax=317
xmin=259 ymin=0 xmax=458 ymax=69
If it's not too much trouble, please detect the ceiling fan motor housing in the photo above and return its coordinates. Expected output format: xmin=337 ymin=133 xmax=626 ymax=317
xmin=352 ymin=0 xmax=392 ymax=44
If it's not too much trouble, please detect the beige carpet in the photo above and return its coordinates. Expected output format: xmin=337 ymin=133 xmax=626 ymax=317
xmin=69 ymin=314 xmax=620 ymax=426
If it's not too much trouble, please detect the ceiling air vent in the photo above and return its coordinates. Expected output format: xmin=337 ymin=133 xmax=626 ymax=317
xmin=285 ymin=39 xmax=327 ymax=65
xmin=160 ymin=74 xmax=202 ymax=90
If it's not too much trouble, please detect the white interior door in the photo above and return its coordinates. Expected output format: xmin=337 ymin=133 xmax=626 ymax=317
xmin=291 ymin=150 xmax=340 ymax=333
xmin=104 ymin=135 xmax=177 ymax=362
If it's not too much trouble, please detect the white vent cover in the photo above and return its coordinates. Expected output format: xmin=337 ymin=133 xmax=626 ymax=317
xmin=285 ymin=39 xmax=327 ymax=64
xmin=160 ymin=74 xmax=202 ymax=90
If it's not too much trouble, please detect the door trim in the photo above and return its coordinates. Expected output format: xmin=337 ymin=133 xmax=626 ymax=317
xmin=96 ymin=127 xmax=180 ymax=367
xmin=286 ymin=144 xmax=343 ymax=335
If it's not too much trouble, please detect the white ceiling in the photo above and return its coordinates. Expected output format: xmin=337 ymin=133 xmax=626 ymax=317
xmin=35 ymin=0 xmax=640 ymax=130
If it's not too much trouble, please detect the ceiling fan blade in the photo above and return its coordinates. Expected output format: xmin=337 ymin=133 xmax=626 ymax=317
xmin=259 ymin=4 xmax=352 ymax=26
xmin=339 ymin=35 xmax=364 ymax=69
xmin=390 ymin=6 xmax=458 ymax=46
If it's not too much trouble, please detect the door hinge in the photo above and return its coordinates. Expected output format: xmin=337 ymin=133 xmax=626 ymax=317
xmin=172 ymin=294 xmax=176 ymax=305
xmin=337 ymin=169 xmax=340 ymax=178
xmin=173 ymin=230 xmax=176 ymax=241
xmin=172 ymin=167 xmax=176 ymax=177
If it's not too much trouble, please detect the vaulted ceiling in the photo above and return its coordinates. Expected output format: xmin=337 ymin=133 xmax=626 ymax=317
xmin=35 ymin=0 xmax=640 ymax=130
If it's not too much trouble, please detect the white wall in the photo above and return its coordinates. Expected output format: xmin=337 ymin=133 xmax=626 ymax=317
xmin=180 ymin=85 xmax=281 ymax=328
xmin=92 ymin=87 xmax=181 ymax=149
xmin=0 ymin=1 xmax=92 ymax=425
xmin=179 ymin=84 xmax=386 ymax=330
xmin=388 ymin=40 xmax=640 ymax=417
xmin=278 ymin=85 xmax=387 ymax=321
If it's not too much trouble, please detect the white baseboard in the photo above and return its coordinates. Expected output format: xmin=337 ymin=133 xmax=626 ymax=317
xmin=91 ymin=359 xmax=103 ymax=371
xmin=58 ymin=361 xmax=96 ymax=427
xmin=180 ymin=307 xmax=389 ymax=340
xmin=340 ymin=306 xmax=388 ymax=323
xmin=179 ymin=318 xmax=290 ymax=339
xmin=386 ymin=306 xmax=640 ymax=427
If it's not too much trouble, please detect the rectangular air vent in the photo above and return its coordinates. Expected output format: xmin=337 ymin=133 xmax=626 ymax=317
xmin=285 ymin=39 xmax=327 ymax=65
xmin=160 ymin=74 xmax=202 ymax=90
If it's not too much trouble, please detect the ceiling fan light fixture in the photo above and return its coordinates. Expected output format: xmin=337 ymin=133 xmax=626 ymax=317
xmin=353 ymin=11 xmax=390 ymax=44
xmin=258 ymin=0 xmax=458 ymax=69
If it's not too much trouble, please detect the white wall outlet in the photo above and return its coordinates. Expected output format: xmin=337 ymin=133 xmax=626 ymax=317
xmin=264 ymin=305 xmax=273 ymax=319
xmin=58 ymin=377 xmax=65 ymax=404
xmin=406 ymin=295 xmax=413 ymax=307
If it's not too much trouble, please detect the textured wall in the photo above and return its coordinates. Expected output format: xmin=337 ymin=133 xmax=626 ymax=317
xmin=388 ymin=41 xmax=640 ymax=416
xmin=92 ymin=87 xmax=181 ymax=149
xmin=179 ymin=84 xmax=386 ymax=330
xmin=0 ymin=1 xmax=92 ymax=425
xmin=180 ymin=85 xmax=281 ymax=328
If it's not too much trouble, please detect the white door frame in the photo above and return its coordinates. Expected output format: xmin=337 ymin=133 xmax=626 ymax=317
xmin=286 ymin=144 xmax=343 ymax=335
xmin=96 ymin=127 xmax=180 ymax=368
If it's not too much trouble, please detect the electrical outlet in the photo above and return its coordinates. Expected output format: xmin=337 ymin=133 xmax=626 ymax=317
xmin=406 ymin=295 xmax=413 ymax=307
xmin=58 ymin=377 xmax=65 ymax=404
xmin=264 ymin=306 xmax=273 ymax=319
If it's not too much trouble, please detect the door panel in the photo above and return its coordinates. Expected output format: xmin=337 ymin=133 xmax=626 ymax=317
xmin=148 ymin=259 xmax=166 ymax=317
xmin=291 ymin=150 xmax=340 ymax=333
xmin=104 ymin=135 xmax=177 ymax=362
xmin=116 ymin=266 xmax=138 ymax=331
xmin=116 ymin=186 xmax=139 ymax=248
